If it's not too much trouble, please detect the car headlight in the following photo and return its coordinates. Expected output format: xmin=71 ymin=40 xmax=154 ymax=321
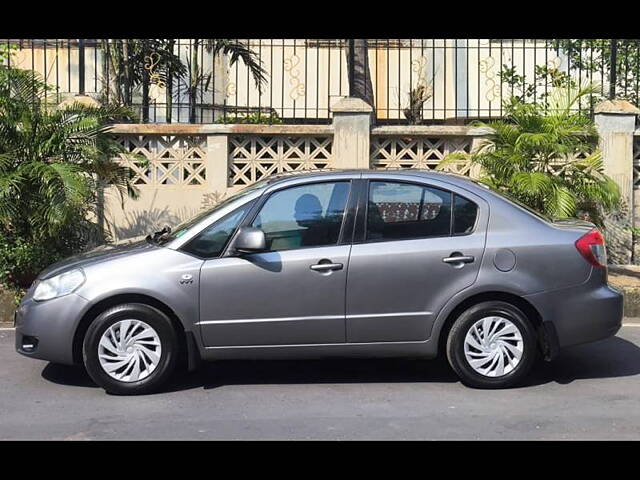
xmin=33 ymin=269 xmax=86 ymax=302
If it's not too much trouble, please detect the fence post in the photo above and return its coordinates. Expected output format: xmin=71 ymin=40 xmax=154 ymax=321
xmin=594 ymin=99 xmax=640 ymax=263
xmin=206 ymin=134 xmax=230 ymax=196
xmin=331 ymin=97 xmax=373 ymax=169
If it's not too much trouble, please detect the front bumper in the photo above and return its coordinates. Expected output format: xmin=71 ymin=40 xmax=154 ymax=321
xmin=525 ymin=280 xmax=623 ymax=351
xmin=15 ymin=293 xmax=89 ymax=365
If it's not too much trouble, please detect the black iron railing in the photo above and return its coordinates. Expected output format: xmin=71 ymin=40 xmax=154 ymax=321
xmin=0 ymin=39 xmax=632 ymax=124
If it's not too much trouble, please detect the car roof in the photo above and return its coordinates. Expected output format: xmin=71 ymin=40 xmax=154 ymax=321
xmin=263 ymin=168 xmax=485 ymax=191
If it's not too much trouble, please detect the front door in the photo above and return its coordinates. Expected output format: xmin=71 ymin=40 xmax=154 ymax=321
xmin=199 ymin=180 xmax=354 ymax=347
xmin=346 ymin=176 xmax=487 ymax=343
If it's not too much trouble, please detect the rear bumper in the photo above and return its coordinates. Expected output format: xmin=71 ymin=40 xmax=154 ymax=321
xmin=14 ymin=293 xmax=89 ymax=365
xmin=524 ymin=280 xmax=623 ymax=351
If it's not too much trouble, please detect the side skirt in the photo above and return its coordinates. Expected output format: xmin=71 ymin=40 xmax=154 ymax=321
xmin=199 ymin=339 xmax=439 ymax=361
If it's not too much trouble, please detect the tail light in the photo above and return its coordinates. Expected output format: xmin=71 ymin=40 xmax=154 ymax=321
xmin=575 ymin=228 xmax=607 ymax=268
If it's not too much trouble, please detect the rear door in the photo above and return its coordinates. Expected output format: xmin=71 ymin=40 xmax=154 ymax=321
xmin=345 ymin=174 xmax=488 ymax=343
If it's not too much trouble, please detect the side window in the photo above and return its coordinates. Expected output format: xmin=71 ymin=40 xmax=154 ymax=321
xmin=251 ymin=182 xmax=350 ymax=251
xmin=366 ymin=181 xmax=452 ymax=241
xmin=453 ymin=194 xmax=479 ymax=234
xmin=181 ymin=202 xmax=253 ymax=258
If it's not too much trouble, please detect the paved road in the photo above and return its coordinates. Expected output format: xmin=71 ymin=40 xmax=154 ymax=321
xmin=1 ymin=327 xmax=639 ymax=440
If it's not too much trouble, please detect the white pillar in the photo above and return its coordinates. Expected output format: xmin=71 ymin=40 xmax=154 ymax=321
xmin=206 ymin=134 xmax=230 ymax=193
xmin=595 ymin=99 xmax=640 ymax=264
xmin=331 ymin=97 xmax=373 ymax=169
xmin=595 ymin=99 xmax=640 ymax=217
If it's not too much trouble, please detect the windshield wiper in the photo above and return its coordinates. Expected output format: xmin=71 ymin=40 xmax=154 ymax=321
xmin=145 ymin=225 xmax=172 ymax=245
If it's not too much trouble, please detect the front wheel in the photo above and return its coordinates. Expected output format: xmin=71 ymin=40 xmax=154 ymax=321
xmin=83 ymin=303 xmax=179 ymax=395
xmin=446 ymin=301 xmax=537 ymax=389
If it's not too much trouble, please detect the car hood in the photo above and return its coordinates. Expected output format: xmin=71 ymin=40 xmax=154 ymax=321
xmin=38 ymin=236 xmax=158 ymax=280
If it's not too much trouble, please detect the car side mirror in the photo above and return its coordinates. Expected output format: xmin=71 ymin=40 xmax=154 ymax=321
xmin=233 ymin=227 xmax=267 ymax=254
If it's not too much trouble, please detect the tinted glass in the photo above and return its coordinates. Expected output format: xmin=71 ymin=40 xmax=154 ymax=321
xmin=453 ymin=194 xmax=478 ymax=234
xmin=160 ymin=180 xmax=266 ymax=244
xmin=367 ymin=181 xmax=452 ymax=241
xmin=181 ymin=202 xmax=253 ymax=258
xmin=251 ymin=182 xmax=350 ymax=251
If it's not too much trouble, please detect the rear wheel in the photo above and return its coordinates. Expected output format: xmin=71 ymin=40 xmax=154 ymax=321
xmin=446 ymin=301 xmax=537 ymax=389
xmin=83 ymin=303 xmax=179 ymax=395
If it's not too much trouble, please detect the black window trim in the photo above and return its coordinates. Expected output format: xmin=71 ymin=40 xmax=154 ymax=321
xmin=356 ymin=179 xmax=479 ymax=245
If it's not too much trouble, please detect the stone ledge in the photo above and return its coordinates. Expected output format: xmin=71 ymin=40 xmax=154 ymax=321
xmin=594 ymin=99 xmax=640 ymax=115
xmin=0 ymin=288 xmax=15 ymax=325
xmin=372 ymin=125 xmax=493 ymax=137
xmin=608 ymin=265 xmax=640 ymax=317
xmin=109 ymin=124 xmax=334 ymax=135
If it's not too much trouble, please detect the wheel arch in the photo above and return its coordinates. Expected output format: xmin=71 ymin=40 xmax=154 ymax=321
xmin=435 ymin=291 xmax=547 ymax=358
xmin=72 ymin=293 xmax=192 ymax=368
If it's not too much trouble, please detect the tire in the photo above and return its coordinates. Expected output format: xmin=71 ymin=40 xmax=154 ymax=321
xmin=83 ymin=303 xmax=179 ymax=395
xmin=446 ymin=301 xmax=537 ymax=389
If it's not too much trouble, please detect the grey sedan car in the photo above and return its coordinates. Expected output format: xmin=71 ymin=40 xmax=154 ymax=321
xmin=15 ymin=169 xmax=623 ymax=394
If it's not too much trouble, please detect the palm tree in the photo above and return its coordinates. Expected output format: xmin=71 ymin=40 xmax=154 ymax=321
xmin=346 ymin=39 xmax=375 ymax=109
xmin=438 ymin=83 xmax=620 ymax=224
xmin=101 ymin=39 xmax=267 ymax=124
xmin=185 ymin=39 xmax=268 ymax=123
xmin=0 ymin=67 xmax=137 ymax=285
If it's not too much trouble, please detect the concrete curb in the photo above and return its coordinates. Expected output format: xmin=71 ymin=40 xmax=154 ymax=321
xmin=608 ymin=265 xmax=640 ymax=318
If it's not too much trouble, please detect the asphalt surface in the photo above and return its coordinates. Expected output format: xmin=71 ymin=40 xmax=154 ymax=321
xmin=1 ymin=326 xmax=639 ymax=440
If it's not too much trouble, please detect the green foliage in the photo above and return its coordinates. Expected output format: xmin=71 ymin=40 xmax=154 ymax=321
xmin=438 ymin=84 xmax=620 ymax=223
xmin=101 ymin=39 xmax=267 ymax=123
xmin=101 ymin=39 xmax=187 ymax=106
xmin=0 ymin=67 xmax=136 ymax=291
xmin=552 ymin=39 xmax=639 ymax=105
xmin=498 ymin=64 xmax=599 ymax=112
xmin=0 ymin=44 xmax=17 ymax=64
xmin=214 ymin=112 xmax=283 ymax=124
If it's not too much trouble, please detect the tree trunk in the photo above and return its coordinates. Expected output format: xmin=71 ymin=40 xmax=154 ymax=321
xmin=189 ymin=39 xmax=200 ymax=124
xmin=346 ymin=39 xmax=375 ymax=111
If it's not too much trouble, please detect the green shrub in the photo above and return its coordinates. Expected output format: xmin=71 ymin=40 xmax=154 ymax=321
xmin=0 ymin=67 xmax=136 ymax=297
xmin=439 ymin=83 xmax=620 ymax=224
xmin=214 ymin=112 xmax=283 ymax=124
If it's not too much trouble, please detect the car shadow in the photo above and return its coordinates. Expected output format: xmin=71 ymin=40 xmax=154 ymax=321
xmin=41 ymin=335 xmax=640 ymax=393
xmin=525 ymin=335 xmax=640 ymax=386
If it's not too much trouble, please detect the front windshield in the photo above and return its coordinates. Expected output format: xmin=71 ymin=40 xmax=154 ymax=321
xmin=156 ymin=181 xmax=267 ymax=245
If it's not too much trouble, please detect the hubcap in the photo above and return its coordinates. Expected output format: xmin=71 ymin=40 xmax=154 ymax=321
xmin=463 ymin=316 xmax=524 ymax=378
xmin=98 ymin=320 xmax=162 ymax=382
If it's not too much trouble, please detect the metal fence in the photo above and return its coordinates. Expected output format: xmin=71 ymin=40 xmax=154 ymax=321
xmin=0 ymin=39 xmax=631 ymax=124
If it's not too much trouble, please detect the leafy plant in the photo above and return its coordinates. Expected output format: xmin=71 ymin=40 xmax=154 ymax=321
xmin=214 ymin=112 xmax=283 ymax=124
xmin=0 ymin=67 xmax=137 ymax=290
xmin=182 ymin=39 xmax=268 ymax=123
xmin=438 ymin=83 xmax=620 ymax=224
xmin=498 ymin=64 xmax=599 ymax=113
xmin=552 ymin=39 xmax=639 ymax=105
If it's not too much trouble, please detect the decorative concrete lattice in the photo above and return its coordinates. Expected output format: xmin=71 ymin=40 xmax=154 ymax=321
xmin=116 ymin=135 xmax=207 ymax=186
xmin=229 ymin=135 xmax=333 ymax=186
xmin=634 ymin=135 xmax=640 ymax=188
xmin=370 ymin=136 xmax=474 ymax=175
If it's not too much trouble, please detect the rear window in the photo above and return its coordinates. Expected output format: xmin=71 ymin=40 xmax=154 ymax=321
xmin=453 ymin=194 xmax=478 ymax=234
xmin=365 ymin=181 xmax=479 ymax=242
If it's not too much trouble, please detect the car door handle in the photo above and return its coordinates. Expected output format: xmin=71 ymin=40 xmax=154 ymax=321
xmin=442 ymin=255 xmax=475 ymax=264
xmin=310 ymin=262 xmax=344 ymax=272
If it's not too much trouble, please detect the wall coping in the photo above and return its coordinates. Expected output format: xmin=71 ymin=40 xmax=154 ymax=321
xmin=371 ymin=125 xmax=493 ymax=136
xmin=109 ymin=123 xmax=495 ymax=137
xmin=108 ymin=124 xmax=334 ymax=135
